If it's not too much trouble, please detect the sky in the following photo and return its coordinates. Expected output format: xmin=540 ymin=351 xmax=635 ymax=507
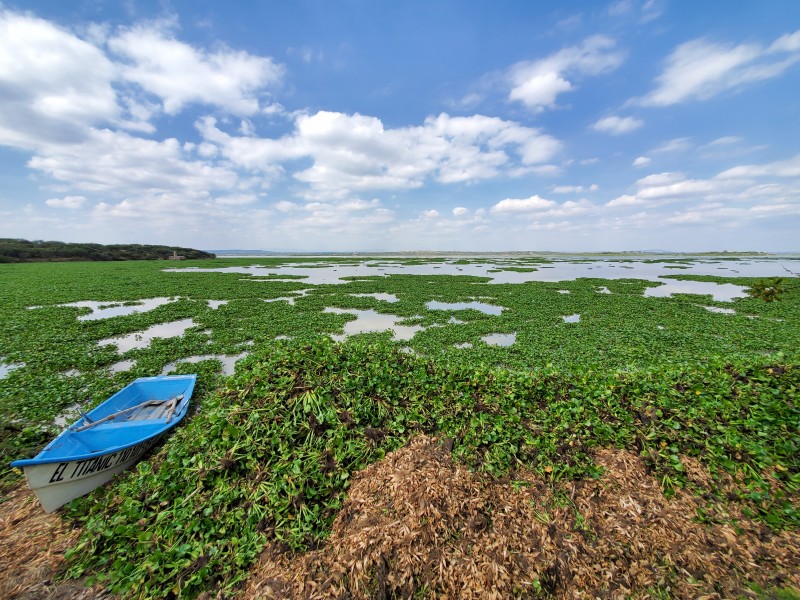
xmin=0 ymin=1 xmax=799 ymax=252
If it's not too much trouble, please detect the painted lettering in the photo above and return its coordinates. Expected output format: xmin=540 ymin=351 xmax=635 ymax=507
xmin=64 ymin=437 xmax=160 ymax=481
xmin=49 ymin=462 xmax=69 ymax=483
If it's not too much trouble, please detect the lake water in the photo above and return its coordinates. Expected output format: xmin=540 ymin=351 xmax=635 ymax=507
xmin=23 ymin=256 xmax=797 ymax=378
xmin=167 ymin=256 xmax=798 ymax=301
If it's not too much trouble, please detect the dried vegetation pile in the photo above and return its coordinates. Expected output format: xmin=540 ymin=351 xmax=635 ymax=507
xmin=245 ymin=436 xmax=799 ymax=599
xmin=0 ymin=485 xmax=101 ymax=599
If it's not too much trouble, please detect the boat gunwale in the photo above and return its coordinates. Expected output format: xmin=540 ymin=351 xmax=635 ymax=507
xmin=10 ymin=374 xmax=196 ymax=468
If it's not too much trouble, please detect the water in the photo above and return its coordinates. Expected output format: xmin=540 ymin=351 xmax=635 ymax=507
xmin=167 ymin=256 xmax=797 ymax=285
xmin=351 ymin=293 xmax=399 ymax=303
xmin=482 ymin=333 xmax=517 ymax=347
xmin=703 ymin=306 xmax=736 ymax=315
xmin=110 ymin=359 xmax=136 ymax=373
xmin=0 ymin=359 xmax=24 ymax=379
xmin=643 ymin=281 xmax=745 ymax=302
xmin=99 ymin=318 xmax=197 ymax=353
xmin=324 ymin=308 xmax=425 ymax=341
xmin=426 ymin=300 xmax=504 ymax=315
xmin=563 ymin=314 xmax=581 ymax=323
xmin=161 ymin=352 xmax=248 ymax=376
xmin=33 ymin=297 xmax=181 ymax=321
xmin=167 ymin=257 xmax=800 ymax=302
xmin=263 ymin=289 xmax=312 ymax=305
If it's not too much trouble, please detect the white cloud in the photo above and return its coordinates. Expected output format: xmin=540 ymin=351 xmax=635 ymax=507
xmin=27 ymin=128 xmax=239 ymax=195
xmin=509 ymin=36 xmax=625 ymax=112
xmin=45 ymin=195 xmax=88 ymax=209
xmin=609 ymin=0 xmax=664 ymax=23
xmin=552 ymin=185 xmax=584 ymax=194
xmin=109 ymin=23 xmax=284 ymax=116
xmin=275 ymin=200 xmax=299 ymax=212
xmin=491 ymin=195 xmax=557 ymax=213
xmin=652 ymin=138 xmax=692 ymax=154
xmin=717 ymin=154 xmax=800 ymax=179
xmin=633 ymin=156 xmax=651 ymax=167
xmin=422 ymin=209 xmax=440 ymax=218
xmin=214 ymin=194 xmax=258 ymax=206
xmin=452 ymin=206 xmax=469 ymax=216
xmin=639 ymin=30 xmax=800 ymax=106
xmin=199 ymin=111 xmax=562 ymax=200
xmin=0 ymin=11 xmax=119 ymax=149
xmin=606 ymin=194 xmax=642 ymax=208
xmin=592 ymin=115 xmax=643 ymax=135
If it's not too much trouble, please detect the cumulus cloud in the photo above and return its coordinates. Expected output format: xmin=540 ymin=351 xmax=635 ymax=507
xmin=452 ymin=206 xmax=469 ymax=216
xmin=109 ymin=23 xmax=284 ymax=115
xmin=509 ymin=36 xmax=625 ymax=112
xmin=606 ymin=155 xmax=800 ymax=221
xmin=27 ymin=128 xmax=239 ymax=195
xmin=639 ymin=30 xmax=800 ymax=106
xmin=491 ymin=195 xmax=557 ymax=213
xmin=0 ymin=11 xmax=118 ymax=149
xmin=592 ymin=115 xmax=643 ymax=135
xmin=45 ymin=195 xmax=88 ymax=209
xmin=633 ymin=156 xmax=651 ymax=167
xmin=717 ymin=154 xmax=800 ymax=179
xmin=199 ymin=111 xmax=562 ymax=200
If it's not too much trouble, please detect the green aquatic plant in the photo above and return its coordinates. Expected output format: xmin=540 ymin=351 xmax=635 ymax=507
xmin=58 ymin=338 xmax=799 ymax=597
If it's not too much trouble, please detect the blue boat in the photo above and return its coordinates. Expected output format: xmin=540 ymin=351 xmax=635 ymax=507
xmin=11 ymin=374 xmax=196 ymax=512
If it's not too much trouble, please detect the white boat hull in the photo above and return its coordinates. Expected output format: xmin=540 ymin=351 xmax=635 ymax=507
xmin=20 ymin=434 xmax=162 ymax=512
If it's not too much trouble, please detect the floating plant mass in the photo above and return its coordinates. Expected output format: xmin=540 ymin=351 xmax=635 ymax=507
xmin=0 ymin=255 xmax=798 ymax=598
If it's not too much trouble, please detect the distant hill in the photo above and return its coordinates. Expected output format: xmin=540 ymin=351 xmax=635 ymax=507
xmin=0 ymin=239 xmax=215 ymax=263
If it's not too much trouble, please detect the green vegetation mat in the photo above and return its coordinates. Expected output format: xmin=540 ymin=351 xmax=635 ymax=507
xmin=0 ymin=258 xmax=798 ymax=597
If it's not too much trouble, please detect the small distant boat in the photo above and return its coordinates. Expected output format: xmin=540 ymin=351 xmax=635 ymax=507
xmin=11 ymin=374 xmax=197 ymax=512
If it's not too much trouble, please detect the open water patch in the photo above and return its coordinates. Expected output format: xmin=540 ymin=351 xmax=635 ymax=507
xmin=165 ymin=257 xmax=799 ymax=287
xmin=702 ymin=306 xmax=736 ymax=315
xmin=161 ymin=352 xmax=248 ymax=377
xmin=109 ymin=359 xmax=136 ymax=373
xmin=324 ymin=308 xmax=425 ymax=342
xmin=0 ymin=359 xmax=24 ymax=379
xmin=562 ymin=314 xmax=581 ymax=323
xmin=32 ymin=297 xmax=181 ymax=321
xmin=98 ymin=318 xmax=197 ymax=353
xmin=350 ymin=293 xmax=399 ymax=303
xmin=426 ymin=300 xmax=503 ymax=316
xmin=643 ymin=280 xmax=746 ymax=302
xmin=482 ymin=333 xmax=516 ymax=347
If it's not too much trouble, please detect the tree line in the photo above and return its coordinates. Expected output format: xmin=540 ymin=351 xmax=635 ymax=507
xmin=0 ymin=239 xmax=215 ymax=262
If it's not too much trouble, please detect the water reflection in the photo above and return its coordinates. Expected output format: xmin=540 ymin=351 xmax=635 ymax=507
xmin=351 ymin=293 xmax=399 ymax=303
xmin=99 ymin=318 xmax=197 ymax=353
xmin=643 ymin=281 xmax=745 ymax=302
xmin=482 ymin=333 xmax=517 ymax=347
xmin=167 ymin=257 xmax=797 ymax=289
xmin=324 ymin=308 xmax=424 ymax=341
xmin=110 ymin=359 xmax=136 ymax=373
xmin=0 ymin=360 xmax=24 ymax=379
xmin=702 ymin=306 xmax=736 ymax=315
xmin=36 ymin=297 xmax=180 ymax=321
xmin=161 ymin=352 xmax=248 ymax=376
xmin=426 ymin=300 xmax=503 ymax=315
xmin=563 ymin=314 xmax=581 ymax=323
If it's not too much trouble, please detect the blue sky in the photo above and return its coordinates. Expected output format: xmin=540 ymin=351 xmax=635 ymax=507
xmin=1 ymin=1 xmax=798 ymax=252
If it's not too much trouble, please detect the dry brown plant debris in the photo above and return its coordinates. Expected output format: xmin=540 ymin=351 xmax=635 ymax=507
xmin=242 ymin=436 xmax=799 ymax=599
xmin=0 ymin=485 xmax=104 ymax=599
